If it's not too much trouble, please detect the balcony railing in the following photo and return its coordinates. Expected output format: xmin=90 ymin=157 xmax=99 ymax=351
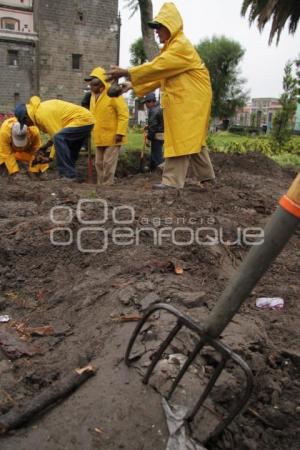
xmin=0 ymin=27 xmax=37 ymax=41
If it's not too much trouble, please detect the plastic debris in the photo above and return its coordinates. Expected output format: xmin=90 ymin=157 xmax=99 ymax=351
xmin=162 ymin=398 xmax=207 ymax=450
xmin=256 ymin=297 xmax=284 ymax=310
xmin=0 ymin=315 xmax=10 ymax=323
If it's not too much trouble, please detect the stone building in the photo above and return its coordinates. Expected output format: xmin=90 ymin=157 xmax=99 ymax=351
xmin=0 ymin=0 xmax=120 ymax=112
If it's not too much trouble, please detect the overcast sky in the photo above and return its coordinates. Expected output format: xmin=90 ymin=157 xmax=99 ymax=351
xmin=119 ymin=0 xmax=300 ymax=99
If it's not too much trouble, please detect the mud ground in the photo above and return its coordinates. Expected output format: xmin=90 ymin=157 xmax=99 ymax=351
xmin=0 ymin=152 xmax=299 ymax=450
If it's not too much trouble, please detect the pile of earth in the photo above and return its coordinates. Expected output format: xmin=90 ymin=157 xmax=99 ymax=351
xmin=0 ymin=151 xmax=299 ymax=450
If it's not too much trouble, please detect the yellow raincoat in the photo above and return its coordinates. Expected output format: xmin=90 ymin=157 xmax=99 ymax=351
xmin=88 ymin=67 xmax=129 ymax=147
xmin=129 ymin=2 xmax=212 ymax=158
xmin=0 ymin=117 xmax=48 ymax=174
xmin=26 ymin=96 xmax=95 ymax=137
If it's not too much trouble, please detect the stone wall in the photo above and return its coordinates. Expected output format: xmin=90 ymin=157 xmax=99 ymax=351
xmin=0 ymin=0 xmax=119 ymax=111
xmin=0 ymin=37 xmax=37 ymax=112
xmin=36 ymin=0 xmax=119 ymax=104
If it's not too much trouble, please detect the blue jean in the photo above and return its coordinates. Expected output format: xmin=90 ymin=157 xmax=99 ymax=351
xmin=53 ymin=125 xmax=93 ymax=178
xmin=150 ymin=139 xmax=164 ymax=171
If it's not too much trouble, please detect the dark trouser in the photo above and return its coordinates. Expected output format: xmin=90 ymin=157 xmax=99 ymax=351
xmin=150 ymin=139 xmax=164 ymax=171
xmin=54 ymin=125 xmax=94 ymax=178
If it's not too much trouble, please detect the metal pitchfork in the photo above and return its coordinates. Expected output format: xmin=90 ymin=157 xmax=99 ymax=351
xmin=125 ymin=303 xmax=253 ymax=442
xmin=125 ymin=173 xmax=300 ymax=444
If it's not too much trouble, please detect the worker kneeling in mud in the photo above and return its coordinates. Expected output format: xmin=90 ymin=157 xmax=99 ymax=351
xmin=14 ymin=97 xmax=95 ymax=181
xmin=0 ymin=116 xmax=49 ymax=179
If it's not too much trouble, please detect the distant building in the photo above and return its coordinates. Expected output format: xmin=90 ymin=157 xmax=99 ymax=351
xmin=234 ymin=98 xmax=282 ymax=130
xmin=0 ymin=0 xmax=121 ymax=112
xmin=234 ymin=102 xmax=252 ymax=127
xmin=251 ymin=98 xmax=282 ymax=129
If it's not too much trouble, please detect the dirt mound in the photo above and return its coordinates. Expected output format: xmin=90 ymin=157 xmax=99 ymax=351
xmin=212 ymin=151 xmax=287 ymax=177
xmin=0 ymin=153 xmax=299 ymax=450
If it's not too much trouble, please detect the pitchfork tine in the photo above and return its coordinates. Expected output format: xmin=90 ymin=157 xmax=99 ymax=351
xmin=167 ymin=339 xmax=206 ymax=400
xmin=143 ymin=321 xmax=183 ymax=384
xmin=125 ymin=303 xmax=254 ymax=443
xmin=187 ymin=357 xmax=227 ymax=422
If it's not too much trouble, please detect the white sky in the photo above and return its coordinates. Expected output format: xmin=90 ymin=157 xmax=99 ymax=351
xmin=119 ymin=0 xmax=300 ymax=99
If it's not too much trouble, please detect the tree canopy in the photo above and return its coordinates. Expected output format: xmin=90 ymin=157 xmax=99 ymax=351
xmin=196 ymin=36 xmax=249 ymax=120
xmin=241 ymin=0 xmax=300 ymax=44
xmin=272 ymin=61 xmax=298 ymax=146
xmin=129 ymin=38 xmax=148 ymax=66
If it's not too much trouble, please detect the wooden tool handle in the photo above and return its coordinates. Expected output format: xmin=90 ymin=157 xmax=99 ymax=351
xmin=286 ymin=173 xmax=300 ymax=204
xmin=279 ymin=173 xmax=300 ymax=218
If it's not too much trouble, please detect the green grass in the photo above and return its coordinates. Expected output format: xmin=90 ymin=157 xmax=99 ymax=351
xmin=124 ymin=130 xmax=144 ymax=151
xmin=271 ymin=153 xmax=300 ymax=168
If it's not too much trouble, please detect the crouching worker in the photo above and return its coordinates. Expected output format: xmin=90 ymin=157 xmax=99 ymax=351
xmin=0 ymin=116 xmax=48 ymax=177
xmin=85 ymin=67 xmax=129 ymax=185
xmin=15 ymin=97 xmax=95 ymax=181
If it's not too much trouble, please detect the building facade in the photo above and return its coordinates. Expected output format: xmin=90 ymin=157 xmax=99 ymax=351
xmin=234 ymin=98 xmax=282 ymax=130
xmin=0 ymin=0 xmax=120 ymax=112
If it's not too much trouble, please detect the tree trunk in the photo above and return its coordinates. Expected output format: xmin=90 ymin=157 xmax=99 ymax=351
xmin=138 ymin=0 xmax=159 ymax=61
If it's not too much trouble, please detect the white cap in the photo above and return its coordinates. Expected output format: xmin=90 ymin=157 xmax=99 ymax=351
xmin=12 ymin=122 xmax=28 ymax=148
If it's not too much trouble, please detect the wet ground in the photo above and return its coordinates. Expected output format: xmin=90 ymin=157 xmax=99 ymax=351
xmin=0 ymin=152 xmax=299 ymax=450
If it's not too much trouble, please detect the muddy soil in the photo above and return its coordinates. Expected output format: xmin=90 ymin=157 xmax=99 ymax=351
xmin=0 ymin=152 xmax=299 ymax=450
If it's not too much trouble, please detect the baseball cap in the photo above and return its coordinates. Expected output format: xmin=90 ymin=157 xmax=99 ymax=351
xmin=14 ymin=103 xmax=27 ymax=126
xmin=142 ymin=92 xmax=156 ymax=103
xmin=12 ymin=122 xmax=28 ymax=147
xmin=148 ymin=21 xmax=161 ymax=29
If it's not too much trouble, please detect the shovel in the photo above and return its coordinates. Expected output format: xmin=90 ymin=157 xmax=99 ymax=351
xmin=125 ymin=173 xmax=300 ymax=444
xmin=139 ymin=131 xmax=147 ymax=173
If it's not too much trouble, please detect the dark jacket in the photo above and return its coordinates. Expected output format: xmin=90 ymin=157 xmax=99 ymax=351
xmin=81 ymin=91 xmax=91 ymax=109
xmin=147 ymin=103 xmax=164 ymax=141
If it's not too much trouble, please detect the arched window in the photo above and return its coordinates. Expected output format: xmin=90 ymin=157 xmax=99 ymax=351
xmin=1 ymin=17 xmax=20 ymax=31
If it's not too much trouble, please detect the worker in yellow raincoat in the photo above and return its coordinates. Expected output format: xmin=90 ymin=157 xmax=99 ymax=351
xmin=14 ymin=97 xmax=95 ymax=181
xmin=0 ymin=117 xmax=48 ymax=177
xmin=84 ymin=67 xmax=129 ymax=185
xmin=108 ymin=2 xmax=215 ymax=189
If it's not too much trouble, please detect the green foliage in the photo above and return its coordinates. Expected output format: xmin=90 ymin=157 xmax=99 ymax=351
xmin=195 ymin=36 xmax=249 ymax=119
xmin=271 ymin=61 xmax=298 ymax=147
xmin=272 ymin=153 xmax=300 ymax=168
xmin=244 ymin=139 xmax=273 ymax=156
xmin=126 ymin=130 xmax=300 ymax=168
xmin=223 ymin=141 xmax=247 ymax=154
xmin=283 ymin=137 xmax=300 ymax=154
xmin=130 ymin=38 xmax=148 ymax=66
xmin=208 ymin=132 xmax=300 ymax=158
